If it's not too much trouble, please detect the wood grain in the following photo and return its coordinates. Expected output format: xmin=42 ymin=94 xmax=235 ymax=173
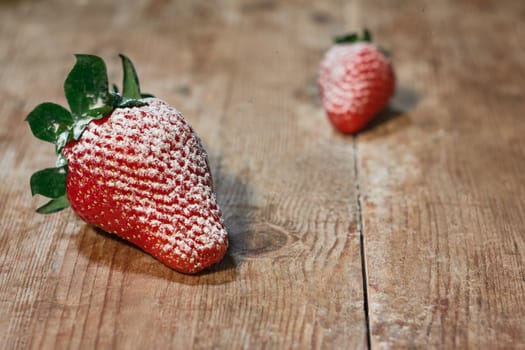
xmin=2 ymin=0 xmax=525 ymax=349
xmin=351 ymin=0 xmax=525 ymax=348
xmin=0 ymin=1 xmax=367 ymax=349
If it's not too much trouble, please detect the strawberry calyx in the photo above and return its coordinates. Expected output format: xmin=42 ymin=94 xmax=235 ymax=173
xmin=333 ymin=29 xmax=391 ymax=56
xmin=27 ymin=54 xmax=153 ymax=214
xmin=334 ymin=28 xmax=372 ymax=44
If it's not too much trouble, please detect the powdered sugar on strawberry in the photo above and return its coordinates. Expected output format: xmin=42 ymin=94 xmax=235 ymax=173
xmin=63 ymin=98 xmax=228 ymax=273
xmin=319 ymin=41 xmax=395 ymax=133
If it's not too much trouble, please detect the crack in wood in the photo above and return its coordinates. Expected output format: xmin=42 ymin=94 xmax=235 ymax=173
xmin=354 ymin=137 xmax=372 ymax=350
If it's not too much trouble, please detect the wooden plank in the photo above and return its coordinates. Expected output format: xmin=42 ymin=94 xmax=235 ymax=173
xmin=353 ymin=0 xmax=525 ymax=348
xmin=0 ymin=1 xmax=367 ymax=349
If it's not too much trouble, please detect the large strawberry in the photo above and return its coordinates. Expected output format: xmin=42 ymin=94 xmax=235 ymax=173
xmin=319 ymin=29 xmax=395 ymax=133
xmin=27 ymin=54 xmax=228 ymax=274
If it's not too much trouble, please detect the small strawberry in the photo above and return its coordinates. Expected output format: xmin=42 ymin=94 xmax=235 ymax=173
xmin=319 ymin=29 xmax=395 ymax=133
xmin=27 ymin=54 xmax=228 ymax=274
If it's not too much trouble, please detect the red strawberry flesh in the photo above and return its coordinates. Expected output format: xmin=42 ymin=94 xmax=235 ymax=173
xmin=63 ymin=98 xmax=228 ymax=273
xmin=319 ymin=42 xmax=395 ymax=133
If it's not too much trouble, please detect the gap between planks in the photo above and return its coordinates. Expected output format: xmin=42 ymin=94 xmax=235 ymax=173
xmin=354 ymin=136 xmax=372 ymax=350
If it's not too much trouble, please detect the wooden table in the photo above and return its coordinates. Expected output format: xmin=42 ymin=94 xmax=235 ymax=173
xmin=1 ymin=0 xmax=524 ymax=349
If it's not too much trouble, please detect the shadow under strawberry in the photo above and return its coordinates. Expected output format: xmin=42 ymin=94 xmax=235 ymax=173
xmin=72 ymin=166 xmax=290 ymax=285
xmin=211 ymin=159 xmax=290 ymax=265
xmin=73 ymin=224 xmax=238 ymax=285
xmin=359 ymin=85 xmax=420 ymax=135
xmin=70 ymin=158 xmax=247 ymax=285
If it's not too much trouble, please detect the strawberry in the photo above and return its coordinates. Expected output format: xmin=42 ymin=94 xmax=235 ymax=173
xmin=26 ymin=54 xmax=228 ymax=274
xmin=319 ymin=29 xmax=395 ymax=133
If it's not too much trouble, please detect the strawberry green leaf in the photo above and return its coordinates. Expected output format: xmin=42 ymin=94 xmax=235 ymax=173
xmin=141 ymin=93 xmax=155 ymax=98
xmin=26 ymin=102 xmax=73 ymax=144
xmin=55 ymin=130 xmax=71 ymax=154
xmin=72 ymin=105 xmax=113 ymax=139
xmin=72 ymin=117 xmax=94 ymax=140
xmin=116 ymin=98 xmax=147 ymax=108
xmin=55 ymin=154 xmax=67 ymax=167
xmin=334 ymin=33 xmax=358 ymax=44
xmin=119 ymin=54 xmax=141 ymax=99
xmin=83 ymin=105 xmax=113 ymax=119
xmin=30 ymin=166 xmax=67 ymax=199
xmin=334 ymin=28 xmax=373 ymax=44
xmin=108 ymin=90 xmax=147 ymax=109
xmin=64 ymin=54 xmax=109 ymax=118
xmin=363 ymin=28 xmax=372 ymax=42
xmin=36 ymin=195 xmax=69 ymax=214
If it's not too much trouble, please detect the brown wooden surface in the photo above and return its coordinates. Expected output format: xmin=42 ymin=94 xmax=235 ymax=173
xmin=0 ymin=0 xmax=524 ymax=349
xmin=354 ymin=1 xmax=525 ymax=348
